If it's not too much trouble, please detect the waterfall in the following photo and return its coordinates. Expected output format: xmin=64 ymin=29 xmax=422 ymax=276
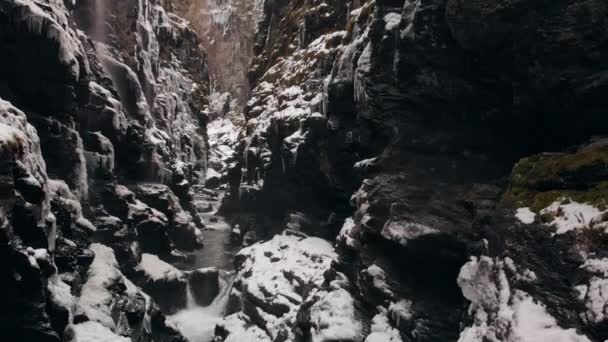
xmin=93 ymin=0 xmax=106 ymax=42
xmin=185 ymin=281 xmax=197 ymax=309
xmin=168 ymin=274 xmax=236 ymax=342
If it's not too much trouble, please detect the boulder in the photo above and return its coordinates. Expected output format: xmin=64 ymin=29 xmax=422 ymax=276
xmin=136 ymin=253 xmax=188 ymax=314
xmin=188 ymin=267 xmax=220 ymax=306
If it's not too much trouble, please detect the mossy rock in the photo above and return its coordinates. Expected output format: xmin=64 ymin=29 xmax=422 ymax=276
xmin=502 ymin=138 xmax=608 ymax=212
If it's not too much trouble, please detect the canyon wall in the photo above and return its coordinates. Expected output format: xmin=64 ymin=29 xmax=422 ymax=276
xmin=0 ymin=0 xmax=211 ymax=340
xmin=168 ymin=0 xmax=264 ymax=106
xmin=221 ymin=0 xmax=608 ymax=340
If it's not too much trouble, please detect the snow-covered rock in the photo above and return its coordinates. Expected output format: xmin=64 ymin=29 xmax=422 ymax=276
xmin=216 ymin=233 xmax=354 ymax=341
xmin=457 ymin=256 xmax=592 ymax=342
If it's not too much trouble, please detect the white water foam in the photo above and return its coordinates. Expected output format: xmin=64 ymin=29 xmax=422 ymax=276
xmin=168 ymin=276 xmax=234 ymax=342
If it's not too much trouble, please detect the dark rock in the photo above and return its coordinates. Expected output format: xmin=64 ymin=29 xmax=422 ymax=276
xmin=135 ymin=254 xmax=188 ymax=314
xmin=188 ymin=267 xmax=220 ymax=306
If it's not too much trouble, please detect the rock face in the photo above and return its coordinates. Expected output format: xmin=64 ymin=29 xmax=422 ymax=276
xmin=168 ymin=0 xmax=264 ymax=105
xmin=0 ymin=0 xmax=212 ymax=340
xmin=222 ymin=0 xmax=608 ymax=340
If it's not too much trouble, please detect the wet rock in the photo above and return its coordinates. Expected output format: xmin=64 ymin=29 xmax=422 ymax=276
xmin=205 ymin=168 xmax=222 ymax=189
xmin=188 ymin=267 xmax=220 ymax=306
xmin=135 ymin=253 xmax=188 ymax=315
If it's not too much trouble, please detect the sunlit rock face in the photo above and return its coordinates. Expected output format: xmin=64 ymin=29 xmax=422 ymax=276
xmin=168 ymin=0 xmax=264 ymax=106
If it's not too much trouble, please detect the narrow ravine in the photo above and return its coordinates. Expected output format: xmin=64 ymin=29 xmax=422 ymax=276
xmin=2 ymin=1 xmax=608 ymax=342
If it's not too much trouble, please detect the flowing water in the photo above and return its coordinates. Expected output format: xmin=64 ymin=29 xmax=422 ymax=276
xmin=168 ymin=276 xmax=235 ymax=342
xmin=167 ymin=212 xmax=240 ymax=342
xmin=175 ymin=221 xmax=240 ymax=271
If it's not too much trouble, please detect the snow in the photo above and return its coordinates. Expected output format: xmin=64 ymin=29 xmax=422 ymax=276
xmin=365 ymin=308 xmax=403 ymax=342
xmin=381 ymin=220 xmax=439 ymax=246
xmin=384 ymin=13 xmax=402 ymax=31
xmin=206 ymin=168 xmax=222 ymax=180
xmin=309 ymin=288 xmax=362 ymax=342
xmin=515 ymin=207 xmax=536 ymax=224
xmin=218 ymin=234 xmax=338 ymax=341
xmin=337 ymin=217 xmax=360 ymax=248
xmin=581 ymin=258 xmax=608 ymax=277
xmin=139 ymin=253 xmax=184 ymax=281
xmin=366 ymin=264 xmax=394 ymax=297
xmin=509 ymin=290 xmax=591 ymax=342
xmin=540 ymin=201 xmax=605 ymax=234
xmin=581 ymin=277 xmax=608 ymax=323
xmin=71 ymin=321 xmax=132 ymax=342
xmin=457 ymin=256 xmax=592 ymax=342
xmin=48 ymin=274 xmax=75 ymax=313
xmin=579 ymin=258 xmax=608 ymax=323
xmin=77 ymin=243 xmax=123 ymax=329
xmin=389 ymin=300 xmax=413 ymax=327
xmin=216 ymin=313 xmax=271 ymax=342
xmin=0 ymin=122 xmax=26 ymax=150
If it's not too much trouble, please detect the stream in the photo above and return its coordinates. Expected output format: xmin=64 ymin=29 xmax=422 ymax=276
xmin=166 ymin=188 xmax=242 ymax=342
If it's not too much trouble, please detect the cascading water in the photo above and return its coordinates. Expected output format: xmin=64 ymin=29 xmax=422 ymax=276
xmin=168 ymin=275 xmax=236 ymax=342
xmin=93 ymin=0 xmax=106 ymax=42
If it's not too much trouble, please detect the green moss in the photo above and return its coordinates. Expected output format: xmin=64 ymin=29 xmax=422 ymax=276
xmin=502 ymin=142 xmax=608 ymax=212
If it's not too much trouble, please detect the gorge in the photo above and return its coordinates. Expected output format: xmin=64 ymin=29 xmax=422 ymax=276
xmin=1 ymin=0 xmax=608 ymax=342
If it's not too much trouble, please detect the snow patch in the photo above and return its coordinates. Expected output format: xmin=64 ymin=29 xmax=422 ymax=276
xmin=515 ymin=207 xmax=536 ymax=224
xmin=540 ymin=201 xmax=605 ymax=234
xmin=139 ymin=253 xmax=184 ymax=281
xmin=71 ymin=321 xmax=131 ymax=342
xmin=309 ymin=288 xmax=362 ymax=342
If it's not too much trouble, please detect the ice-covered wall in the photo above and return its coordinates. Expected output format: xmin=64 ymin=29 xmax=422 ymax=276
xmin=168 ymin=0 xmax=264 ymax=106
